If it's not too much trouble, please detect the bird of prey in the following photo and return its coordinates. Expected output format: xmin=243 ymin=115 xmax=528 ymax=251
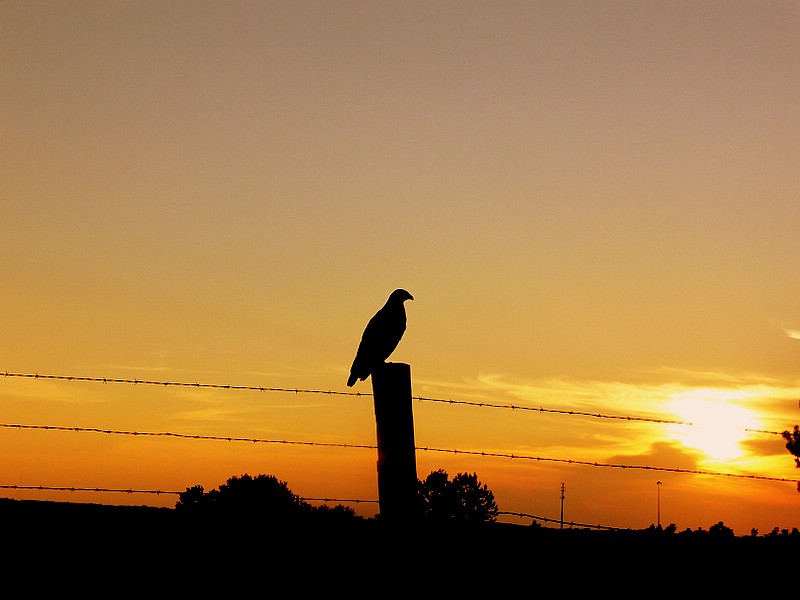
xmin=347 ymin=288 xmax=413 ymax=387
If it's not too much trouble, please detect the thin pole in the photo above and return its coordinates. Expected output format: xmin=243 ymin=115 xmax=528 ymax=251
xmin=657 ymin=481 xmax=662 ymax=527
xmin=560 ymin=482 xmax=565 ymax=529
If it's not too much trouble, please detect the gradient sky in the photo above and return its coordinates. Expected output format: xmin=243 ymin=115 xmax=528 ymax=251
xmin=2 ymin=1 xmax=799 ymax=534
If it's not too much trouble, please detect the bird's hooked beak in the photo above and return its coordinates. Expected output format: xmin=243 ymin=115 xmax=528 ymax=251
xmin=393 ymin=288 xmax=413 ymax=302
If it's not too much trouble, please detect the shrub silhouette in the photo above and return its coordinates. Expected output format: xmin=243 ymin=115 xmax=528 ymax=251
xmin=175 ymin=473 xmax=359 ymax=526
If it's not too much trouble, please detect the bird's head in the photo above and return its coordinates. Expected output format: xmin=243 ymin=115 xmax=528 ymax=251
xmin=390 ymin=288 xmax=414 ymax=303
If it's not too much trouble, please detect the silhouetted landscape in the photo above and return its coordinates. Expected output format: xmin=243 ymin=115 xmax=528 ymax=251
xmin=3 ymin=474 xmax=797 ymax=594
xmin=4 ymin=496 xmax=797 ymax=562
xmin=2 ymin=497 xmax=795 ymax=598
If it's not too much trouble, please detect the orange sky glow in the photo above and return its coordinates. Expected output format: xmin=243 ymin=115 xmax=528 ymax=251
xmin=2 ymin=1 xmax=799 ymax=535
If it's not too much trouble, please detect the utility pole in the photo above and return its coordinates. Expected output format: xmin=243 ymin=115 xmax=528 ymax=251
xmin=560 ymin=482 xmax=565 ymax=529
xmin=372 ymin=362 xmax=417 ymax=525
xmin=657 ymin=481 xmax=662 ymax=527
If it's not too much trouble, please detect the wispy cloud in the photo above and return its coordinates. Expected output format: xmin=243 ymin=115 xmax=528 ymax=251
xmin=607 ymin=440 xmax=701 ymax=470
xmin=784 ymin=329 xmax=800 ymax=340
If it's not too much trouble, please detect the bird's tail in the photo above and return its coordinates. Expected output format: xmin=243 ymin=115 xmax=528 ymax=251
xmin=347 ymin=374 xmax=357 ymax=387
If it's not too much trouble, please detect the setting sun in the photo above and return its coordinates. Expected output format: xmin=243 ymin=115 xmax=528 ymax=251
xmin=667 ymin=390 xmax=761 ymax=463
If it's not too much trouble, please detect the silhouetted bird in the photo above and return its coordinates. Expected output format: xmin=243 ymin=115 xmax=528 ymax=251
xmin=347 ymin=289 xmax=413 ymax=387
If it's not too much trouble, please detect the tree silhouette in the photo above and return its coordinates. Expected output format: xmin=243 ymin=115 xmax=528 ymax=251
xmin=782 ymin=426 xmax=800 ymax=465
xmin=781 ymin=425 xmax=800 ymax=492
xmin=417 ymin=469 xmax=498 ymax=523
xmin=708 ymin=521 xmax=735 ymax=539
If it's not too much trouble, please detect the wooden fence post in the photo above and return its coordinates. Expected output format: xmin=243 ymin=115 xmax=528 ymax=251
xmin=371 ymin=362 xmax=418 ymax=524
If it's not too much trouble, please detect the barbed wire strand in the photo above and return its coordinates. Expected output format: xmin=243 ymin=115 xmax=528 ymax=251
xmin=9 ymin=369 xmax=784 ymax=430
xmin=1 ymin=371 xmax=369 ymax=397
xmin=0 ymin=484 xmax=378 ymax=505
xmin=0 ymin=486 xmax=602 ymax=528
xmin=0 ymin=422 xmax=376 ymax=449
xmin=0 ymin=484 xmax=181 ymax=495
xmin=419 ymin=395 xmax=694 ymax=426
xmin=301 ymin=497 xmax=379 ymax=504
xmin=497 ymin=510 xmax=625 ymax=530
xmin=1 ymin=421 xmax=794 ymax=484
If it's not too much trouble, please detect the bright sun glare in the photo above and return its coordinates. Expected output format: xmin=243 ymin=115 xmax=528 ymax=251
xmin=667 ymin=389 xmax=761 ymax=463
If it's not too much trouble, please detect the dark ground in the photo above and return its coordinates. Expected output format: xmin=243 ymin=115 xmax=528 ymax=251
xmin=1 ymin=498 xmax=795 ymax=591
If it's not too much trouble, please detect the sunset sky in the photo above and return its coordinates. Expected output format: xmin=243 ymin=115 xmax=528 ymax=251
xmin=2 ymin=1 xmax=799 ymax=535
